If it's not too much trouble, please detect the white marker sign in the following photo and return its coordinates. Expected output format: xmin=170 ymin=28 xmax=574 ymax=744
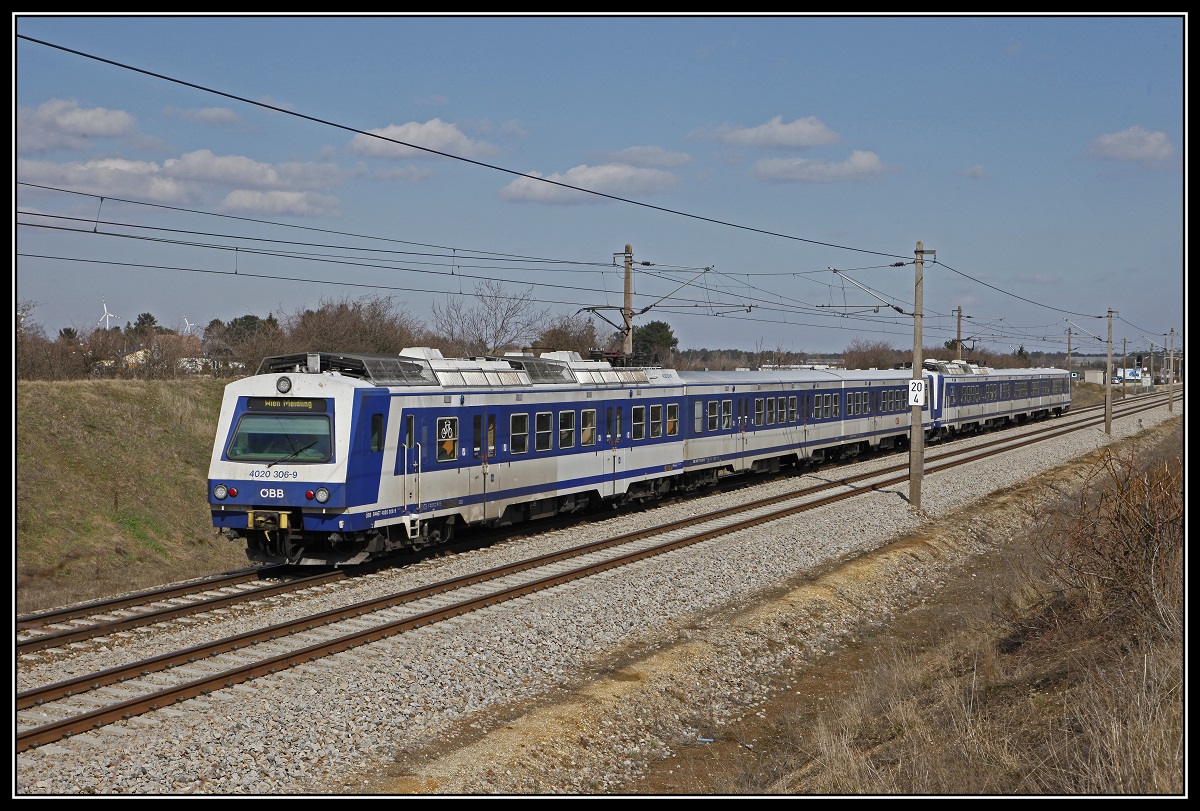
xmin=908 ymin=379 xmax=926 ymax=407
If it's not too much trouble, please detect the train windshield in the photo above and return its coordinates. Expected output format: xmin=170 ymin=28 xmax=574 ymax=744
xmin=227 ymin=413 xmax=332 ymax=464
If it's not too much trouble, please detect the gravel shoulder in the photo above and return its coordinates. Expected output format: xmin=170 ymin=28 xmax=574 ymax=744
xmin=358 ymin=414 xmax=1182 ymax=796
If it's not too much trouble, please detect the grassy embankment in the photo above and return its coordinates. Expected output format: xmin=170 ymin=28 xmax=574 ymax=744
xmin=16 ymin=378 xmax=247 ymax=614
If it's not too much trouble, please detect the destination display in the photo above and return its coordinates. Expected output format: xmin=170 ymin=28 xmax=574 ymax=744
xmin=246 ymin=397 xmax=327 ymax=412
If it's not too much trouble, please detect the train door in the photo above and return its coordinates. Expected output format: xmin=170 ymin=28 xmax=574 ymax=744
xmin=398 ymin=412 xmax=419 ymax=511
xmin=868 ymin=384 xmax=881 ymax=444
xmin=469 ymin=410 xmax=497 ymax=522
xmin=607 ymin=402 xmax=626 ymax=498
xmin=732 ymin=397 xmax=748 ymax=472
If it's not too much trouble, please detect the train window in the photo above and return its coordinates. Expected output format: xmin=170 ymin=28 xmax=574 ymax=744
xmin=777 ymin=397 xmax=787 ymax=422
xmin=559 ymin=410 xmax=576 ymax=449
xmin=581 ymin=409 xmax=597 ymax=446
xmin=607 ymin=407 xmax=614 ymax=442
xmin=371 ymin=414 xmax=384 ymax=453
xmin=765 ymin=398 xmax=775 ymax=425
xmin=535 ymin=412 xmax=553 ymax=451
xmin=436 ymin=417 xmax=458 ymax=462
xmin=632 ymin=406 xmax=645 ymax=441
xmin=615 ymin=407 xmax=623 ymax=442
xmin=722 ymin=400 xmax=733 ymax=429
xmin=405 ymin=414 xmax=415 ymax=449
xmin=666 ymin=403 xmax=679 ymax=436
xmin=789 ymin=396 xmax=798 ymax=422
xmin=708 ymin=401 xmax=719 ymax=432
xmin=754 ymin=398 xmax=764 ymax=426
xmin=650 ymin=404 xmax=663 ymax=438
xmin=694 ymin=401 xmax=704 ymax=433
xmin=511 ymin=413 xmax=528 ymax=454
xmin=473 ymin=415 xmax=483 ymax=457
xmin=487 ymin=414 xmax=496 ymax=455
xmin=228 ymin=413 xmax=333 ymax=463
xmin=833 ymin=394 xmax=841 ymax=418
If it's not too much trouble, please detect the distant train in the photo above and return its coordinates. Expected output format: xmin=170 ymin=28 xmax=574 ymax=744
xmin=207 ymin=349 xmax=1071 ymax=566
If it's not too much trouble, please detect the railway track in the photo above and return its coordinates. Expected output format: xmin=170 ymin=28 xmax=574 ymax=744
xmin=15 ymin=391 xmax=1175 ymax=753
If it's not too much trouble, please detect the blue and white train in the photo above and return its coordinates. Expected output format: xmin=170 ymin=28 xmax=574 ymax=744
xmin=207 ymin=349 xmax=1071 ymax=566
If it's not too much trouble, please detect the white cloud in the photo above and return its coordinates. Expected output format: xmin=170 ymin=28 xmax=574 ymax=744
xmin=17 ymin=157 xmax=196 ymax=203
xmin=217 ymin=190 xmax=341 ymax=217
xmin=498 ymin=120 xmax=528 ymax=138
xmin=18 ymin=147 xmax=343 ymax=210
xmin=169 ymin=106 xmax=242 ymax=126
xmin=349 ymin=118 xmax=501 ymax=159
xmin=16 ymin=99 xmax=137 ymax=153
xmin=1088 ymin=126 xmax=1177 ymax=165
xmin=752 ymin=150 xmax=894 ymax=183
xmin=705 ymin=115 xmax=841 ymax=149
xmin=162 ymin=149 xmax=342 ymax=190
xmin=500 ymin=163 xmax=679 ymax=204
xmin=599 ymin=145 xmax=692 ymax=169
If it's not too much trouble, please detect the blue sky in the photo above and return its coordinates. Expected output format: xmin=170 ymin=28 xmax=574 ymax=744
xmin=14 ymin=14 xmax=1186 ymax=360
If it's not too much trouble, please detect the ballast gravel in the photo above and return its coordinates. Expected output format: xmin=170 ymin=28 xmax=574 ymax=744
xmin=14 ymin=403 xmax=1178 ymax=795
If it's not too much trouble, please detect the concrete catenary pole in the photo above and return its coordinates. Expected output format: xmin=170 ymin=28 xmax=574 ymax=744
xmin=1066 ymin=327 xmax=1072 ymax=384
xmin=955 ymin=306 xmax=963 ymax=360
xmin=1105 ymin=309 xmax=1115 ymax=435
xmin=1168 ymin=327 xmax=1175 ymax=412
xmin=910 ymin=242 xmax=933 ymax=510
xmin=623 ymin=244 xmax=633 ymax=358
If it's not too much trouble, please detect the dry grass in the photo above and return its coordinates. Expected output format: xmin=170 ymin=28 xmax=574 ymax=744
xmin=701 ymin=420 xmax=1184 ymax=796
xmin=15 ymin=378 xmax=249 ymax=613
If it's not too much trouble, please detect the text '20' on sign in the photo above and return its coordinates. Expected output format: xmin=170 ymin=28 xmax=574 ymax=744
xmin=908 ymin=379 xmax=926 ymax=407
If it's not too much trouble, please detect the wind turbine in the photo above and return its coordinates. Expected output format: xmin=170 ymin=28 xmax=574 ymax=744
xmin=98 ymin=299 xmax=119 ymax=329
xmin=182 ymin=316 xmax=195 ymax=335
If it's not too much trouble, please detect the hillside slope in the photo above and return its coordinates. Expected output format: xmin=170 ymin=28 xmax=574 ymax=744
xmin=15 ymin=378 xmax=248 ymax=614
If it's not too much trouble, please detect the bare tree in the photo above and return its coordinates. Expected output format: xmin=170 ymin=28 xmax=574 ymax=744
xmin=535 ymin=312 xmax=599 ymax=355
xmin=842 ymin=338 xmax=902 ymax=370
xmin=430 ymin=279 xmax=550 ymax=356
xmin=279 ymin=295 xmax=427 ymax=355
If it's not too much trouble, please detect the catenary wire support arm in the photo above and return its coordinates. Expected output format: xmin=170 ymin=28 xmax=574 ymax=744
xmin=830 ymin=267 xmax=909 ymax=314
xmin=635 ymin=266 xmax=713 ymax=315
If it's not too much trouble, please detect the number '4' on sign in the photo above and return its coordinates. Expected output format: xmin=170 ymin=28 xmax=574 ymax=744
xmin=908 ymin=380 xmax=926 ymax=407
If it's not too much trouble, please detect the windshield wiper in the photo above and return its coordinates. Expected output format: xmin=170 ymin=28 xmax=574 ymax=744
xmin=268 ymin=440 xmax=318 ymax=468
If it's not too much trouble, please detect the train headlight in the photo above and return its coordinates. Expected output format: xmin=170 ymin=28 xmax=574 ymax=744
xmin=276 ymin=376 xmax=292 ymax=394
xmin=314 ymin=487 xmax=331 ymax=504
xmin=214 ymin=484 xmax=232 ymax=500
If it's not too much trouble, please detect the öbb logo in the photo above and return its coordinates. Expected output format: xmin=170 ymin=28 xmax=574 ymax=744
xmin=260 ymin=488 xmax=286 ymax=499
